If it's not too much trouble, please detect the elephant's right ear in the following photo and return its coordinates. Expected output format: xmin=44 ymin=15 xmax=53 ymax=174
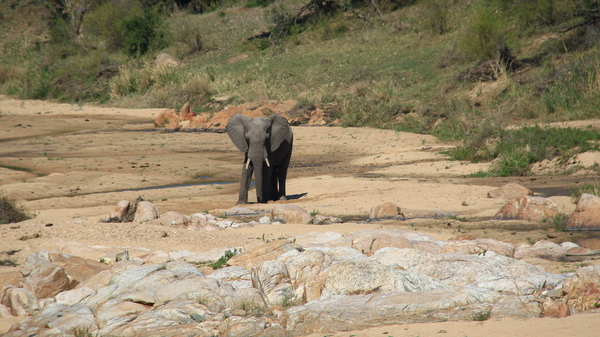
xmin=226 ymin=114 xmax=251 ymax=152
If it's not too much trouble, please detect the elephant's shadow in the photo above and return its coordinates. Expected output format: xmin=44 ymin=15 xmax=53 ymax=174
xmin=285 ymin=192 xmax=307 ymax=200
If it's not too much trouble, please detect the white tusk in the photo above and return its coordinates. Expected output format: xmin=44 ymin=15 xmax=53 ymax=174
xmin=265 ymin=157 xmax=270 ymax=167
xmin=245 ymin=159 xmax=250 ymax=170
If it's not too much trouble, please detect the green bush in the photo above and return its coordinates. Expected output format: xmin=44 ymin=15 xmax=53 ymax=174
xmin=460 ymin=7 xmax=506 ymax=60
xmin=0 ymin=196 xmax=31 ymax=224
xmin=122 ymin=7 xmax=168 ymax=56
xmin=85 ymin=1 xmax=140 ymax=51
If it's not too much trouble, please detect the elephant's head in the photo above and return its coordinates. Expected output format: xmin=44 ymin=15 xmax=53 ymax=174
xmin=226 ymin=114 xmax=292 ymax=202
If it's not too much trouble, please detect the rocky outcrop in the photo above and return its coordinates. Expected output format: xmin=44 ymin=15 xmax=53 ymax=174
xmin=153 ymin=100 xmax=338 ymax=131
xmin=567 ymin=193 xmax=600 ymax=230
xmin=4 ymin=229 xmax=594 ymax=337
xmin=494 ymin=195 xmax=559 ymax=221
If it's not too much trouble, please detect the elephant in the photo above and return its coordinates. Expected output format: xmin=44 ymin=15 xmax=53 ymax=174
xmin=226 ymin=114 xmax=293 ymax=204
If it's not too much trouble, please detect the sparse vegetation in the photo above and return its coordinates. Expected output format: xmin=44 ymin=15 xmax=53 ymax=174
xmin=472 ymin=310 xmax=491 ymax=321
xmin=0 ymin=195 xmax=31 ymax=224
xmin=572 ymin=182 xmax=600 ymax=203
xmin=0 ymin=259 xmax=18 ymax=267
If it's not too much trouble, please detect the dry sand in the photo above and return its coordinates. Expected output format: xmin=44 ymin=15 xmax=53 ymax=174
xmin=1 ymin=95 xmax=600 ymax=335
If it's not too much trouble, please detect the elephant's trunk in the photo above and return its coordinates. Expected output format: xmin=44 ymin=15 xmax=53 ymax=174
xmin=248 ymin=146 xmax=270 ymax=203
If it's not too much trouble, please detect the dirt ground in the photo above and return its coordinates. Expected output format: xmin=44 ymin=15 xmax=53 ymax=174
xmin=1 ymin=95 xmax=600 ymax=335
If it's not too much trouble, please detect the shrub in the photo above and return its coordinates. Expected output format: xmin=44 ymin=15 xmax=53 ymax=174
xmin=172 ymin=18 xmax=206 ymax=55
xmin=0 ymin=196 xmax=31 ymax=224
xmin=122 ymin=7 xmax=168 ymax=56
xmin=460 ymin=7 xmax=506 ymax=60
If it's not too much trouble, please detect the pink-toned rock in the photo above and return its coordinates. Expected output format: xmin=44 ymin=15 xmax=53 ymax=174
xmin=50 ymin=253 xmax=110 ymax=285
xmin=567 ymin=193 xmax=600 ymax=230
xmin=494 ymin=195 xmax=559 ymax=221
xmin=487 ymin=183 xmax=533 ymax=200
xmin=562 ymin=265 xmax=600 ymax=311
xmin=134 ymin=201 xmax=159 ymax=222
xmin=200 ymin=107 xmax=242 ymax=129
xmin=20 ymin=251 xmax=78 ymax=299
xmin=271 ymin=205 xmax=313 ymax=224
xmin=543 ymin=301 xmax=571 ymax=318
xmin=154 ymin=109 xmax=180 ymax=129
xmin=514 ymin=240 xmax=566 ymax=261
xmin=307 ymin=108 xmax=327 ymax=126
xmin=255 ymin=100 xmax=297 ymax=117
xmin=369 ymin=202 xmax=401 ymax=219
xmin=109 ymin=200 xmax=129 ymax=220
xmin=1 ymin=286 xmax=39 ymax=316
xmin=188 ymin=112 xmax=212 ymax=128
xmin=179 ymin=103 xmax=194 ymax=121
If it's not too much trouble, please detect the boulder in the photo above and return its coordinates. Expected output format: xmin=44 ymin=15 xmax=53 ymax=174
xmin=494 ymin=195 xmax=559 ymax=221
xmin=487 ymin=183 xmax=533 ymax=200
xmin=179 ymin=103 xmax=194 ymax=121
xmin=271 ymin=205 xmax=313 ymax=224
xmin=1 ymin=286 xmax=39 ymax=316
xmin=153 ymin=109 xmax=180 ymax=129
xmin=134 ymin=201 xmax=159 ymax=222
xmin=543 ymin=301 xmax=571 ymax=318
xmin=188 ymin=112 xmax=212 ymax=128
xmin=567 ymin=193 xmax=600 ymax=230
xmin=109 ymin=200 xmax=130 ymax=220
xmin=562 ymin=265 xmax=600 ymax=311
xmin=368 ymin=202 xmax=401 ymax=219
xmin=250 ymin=260 xmax=295 ymax=305
xmin=514 ymin=240 xmax=567 ymax=261
xmin=50 ymin=253 xmax=110 ymax=285
xmin=20 ymin=251 xmax=78 ymax=299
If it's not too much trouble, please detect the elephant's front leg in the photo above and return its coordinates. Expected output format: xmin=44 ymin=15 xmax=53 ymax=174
xmin=237 ymin=155 xmax=253 ymax=204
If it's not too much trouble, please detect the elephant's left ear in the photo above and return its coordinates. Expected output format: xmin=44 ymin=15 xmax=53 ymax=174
xmin=267 ymin=114 xmax=292 ymax=152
